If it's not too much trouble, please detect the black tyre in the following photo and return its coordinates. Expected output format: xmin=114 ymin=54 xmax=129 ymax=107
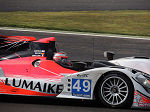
xmin=97 ymin=72 xmax=134 ymax=108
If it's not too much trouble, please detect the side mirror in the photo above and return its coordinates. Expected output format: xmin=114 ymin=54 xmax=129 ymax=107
xmin=104 ymin=51 xmax=115 ymax=60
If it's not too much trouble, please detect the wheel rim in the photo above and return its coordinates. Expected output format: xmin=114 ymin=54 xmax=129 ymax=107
xmin=101 ymin=76 xmax=129 ymax=105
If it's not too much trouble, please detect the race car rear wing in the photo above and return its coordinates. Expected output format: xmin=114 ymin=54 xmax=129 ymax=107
xmin=0 ymin=35 xmax=35 ymax=56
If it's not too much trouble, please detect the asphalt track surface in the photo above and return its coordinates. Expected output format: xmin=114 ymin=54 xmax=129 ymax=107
xmin=0 ymin=0 xmax=150 ymax=11
xmin=0 ymin=29 xmax=150 ymax=61
xmin=0 ymin=29 xmax=150 ymax=112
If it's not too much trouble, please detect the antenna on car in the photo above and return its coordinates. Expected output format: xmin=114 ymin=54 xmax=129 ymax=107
xmin=56 ymin=43 xmax=59 ymax=52
xmin=92 ymin=37 xmax=95 ymax=61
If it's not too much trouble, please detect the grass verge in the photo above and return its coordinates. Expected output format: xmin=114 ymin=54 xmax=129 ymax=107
xmin=0 ymin=10 xmax=150 ymax=36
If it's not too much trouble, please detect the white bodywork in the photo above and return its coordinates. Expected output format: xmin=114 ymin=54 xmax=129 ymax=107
xmin=57 ymin=57 xmax=150 ymax=109
xmin=58 ymin=67 xmax=135 ymax=100
xmin=110 ymin=57 xmax=150 ymax=74
xmin=110 ymin=57 xmax=150 ymax=108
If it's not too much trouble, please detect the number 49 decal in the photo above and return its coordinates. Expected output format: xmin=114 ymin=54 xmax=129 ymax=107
xmin=72 ymin=79 xmax=91 ymax=98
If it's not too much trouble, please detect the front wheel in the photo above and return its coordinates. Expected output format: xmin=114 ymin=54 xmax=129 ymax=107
xmin=97 ymin=72 xmax=134 ymax=108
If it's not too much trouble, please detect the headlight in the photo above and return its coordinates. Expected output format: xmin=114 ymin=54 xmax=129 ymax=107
xmin=125 ymin=67 xmax=150 ymax=90
xmin=135 ymin=72 xmax=150 ymax=89
xmin=143 ymin=80 xmax=150 ymax=88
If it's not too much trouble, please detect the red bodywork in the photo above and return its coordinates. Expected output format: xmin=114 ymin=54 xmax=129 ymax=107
xmin=34 ymin=37 xmax=55 ymax=43
xmin=0 ymin=36 xmax=77 ymax=96
xmin=0 ymin=35 xmax=36 ymax=43
xmin=0 ymin=57 xmax=76 ymax=78
xmin=0 ymin=56 xmax=77 ymax=96
xmin=0 ymin=35 xmax=55 ymax=44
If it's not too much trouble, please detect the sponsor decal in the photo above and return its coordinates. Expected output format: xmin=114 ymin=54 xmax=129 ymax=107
xmin=60 ymin=73 xmax=72 ymax=76
xmin=72 ymin=79 xmax=91 ymax=98
xmin=77 ymin=74 xmax=89 ymax=78
xmin=5 ymin=78 xmax=63 ymax=94
xmin=133 ymin=91 xmax=150 ymax=107
xmin=32 ymin=50 xmax=45 ymax=57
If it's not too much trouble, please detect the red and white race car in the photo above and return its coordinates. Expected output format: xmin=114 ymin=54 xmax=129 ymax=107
xmin=0 ymin=35 xmax=150 ymax=109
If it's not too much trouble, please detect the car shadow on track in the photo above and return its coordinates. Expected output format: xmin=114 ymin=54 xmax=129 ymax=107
xmin=0 ymin=94 xmax=149 ymax=111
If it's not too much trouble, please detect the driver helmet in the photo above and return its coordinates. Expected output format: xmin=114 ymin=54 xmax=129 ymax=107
xmin=53 ymin=52 xmax=69 ymax=64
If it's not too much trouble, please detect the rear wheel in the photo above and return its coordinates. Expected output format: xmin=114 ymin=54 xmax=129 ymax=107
xmin=97 ymin=72 xmax=134 ymax=108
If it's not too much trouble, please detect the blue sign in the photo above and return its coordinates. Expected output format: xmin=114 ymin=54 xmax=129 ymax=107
xmin=72 ymin=79 xmax=91 ymax=98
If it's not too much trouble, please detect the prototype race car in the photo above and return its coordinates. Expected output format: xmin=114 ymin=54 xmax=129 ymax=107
xmin=0 ymin=35 xmax=150 ymax=109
